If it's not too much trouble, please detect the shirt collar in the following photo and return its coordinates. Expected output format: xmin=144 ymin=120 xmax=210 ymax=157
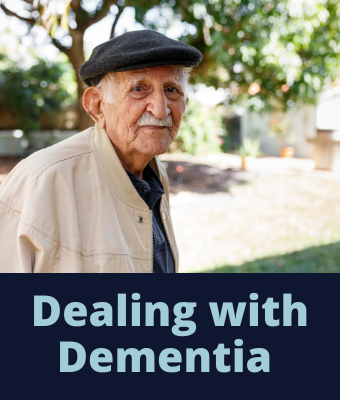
xmin=125 ymin=164 xmax=165 ymax=210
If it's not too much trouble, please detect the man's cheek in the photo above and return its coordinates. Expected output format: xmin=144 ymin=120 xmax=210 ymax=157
xmin=126 ymin=103 xmax=144 ymax=133
xmin=127 ymin=99 xmax=144 ymax=120
xmin=170 ymin=127 xmax=178 ymax=141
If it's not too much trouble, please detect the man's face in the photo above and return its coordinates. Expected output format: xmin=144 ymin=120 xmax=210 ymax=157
xmin=100 ymin=66 xmax=186 ymax=158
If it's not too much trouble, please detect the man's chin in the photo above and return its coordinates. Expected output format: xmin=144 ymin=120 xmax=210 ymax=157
xmin=137 ymin=138 xmax=172 ymax=157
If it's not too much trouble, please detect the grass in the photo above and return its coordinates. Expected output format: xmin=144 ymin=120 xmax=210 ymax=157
xmin=173 ymin=171 xmax=340 ymax=273
xmin=201 ymin=242 xmax=340 ymax=273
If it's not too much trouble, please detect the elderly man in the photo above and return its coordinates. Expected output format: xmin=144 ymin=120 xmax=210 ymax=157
xmin=0 ymin=30 xmax=202 ymax=273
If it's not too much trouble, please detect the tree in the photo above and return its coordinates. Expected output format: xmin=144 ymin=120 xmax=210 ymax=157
xmin=2 ymin=0 xmax=340 ymax=126
xmin=164 ymin=0 xmax=340 ymax=111
xmin=0 ymin=0 xmax=159 ymax=130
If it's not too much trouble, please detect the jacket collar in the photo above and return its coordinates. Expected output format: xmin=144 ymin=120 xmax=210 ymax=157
xmin=93 ymin=124 xmax=160 ymax=210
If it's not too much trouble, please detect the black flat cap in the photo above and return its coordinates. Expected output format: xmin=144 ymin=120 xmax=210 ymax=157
xmin=79 ymin=30 xmax=202 ymax=86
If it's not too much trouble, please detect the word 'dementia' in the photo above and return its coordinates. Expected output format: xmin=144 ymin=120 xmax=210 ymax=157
xmin=59 ymin=340 xmax=269 ymax=373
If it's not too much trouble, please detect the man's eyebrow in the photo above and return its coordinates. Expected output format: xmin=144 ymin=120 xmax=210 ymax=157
xmin=165 ymin=77 xmax=185 ymax=90
xmin=125 ymin=73 xmax=185 ymax=91
xmin=127 ymin=74 xmax=149 ymax=87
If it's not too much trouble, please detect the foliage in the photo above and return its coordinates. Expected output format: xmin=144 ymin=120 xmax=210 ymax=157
xmin=0 ymin=0 xmax=168 ymax=130
xmin=3 ymin=0 xmax=340 ymax=126
xmin=172 ymin=99 xmax=226 ymax=155
xmin=142 ymin=0 xmax=340 ymax=111
xmin=236 ymin=136 xmax=261 ymax=157
xmin=11 ymin=0 xmax=162 ymax=38
xmin=0 ymin=1 xmax=163 ymax=46
xmin=0 ymin=55 xmax=76 ymax=148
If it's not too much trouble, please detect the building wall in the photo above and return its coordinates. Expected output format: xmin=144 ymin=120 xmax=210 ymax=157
xmin=240 ymin=106 xmax=317 ymax=158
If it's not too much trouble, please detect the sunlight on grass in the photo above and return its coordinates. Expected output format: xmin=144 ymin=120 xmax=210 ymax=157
xmin=199 ymin=242 xmax=340 ymax=273
xmin=174 ymin=173 xmax=340 ymax=273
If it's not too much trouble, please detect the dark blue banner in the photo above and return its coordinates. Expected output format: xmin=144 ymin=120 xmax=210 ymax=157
xmin=1 ymin=274 xmax=338 ymax=399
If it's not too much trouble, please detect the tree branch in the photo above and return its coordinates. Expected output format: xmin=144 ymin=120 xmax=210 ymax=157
xmin=110 ymin=6 xmax=124 ymax=39
xmin=76 ymin=0 xmax=116 ymax=31
xmin=0 ymin=3 xmax=35 ymax=25
xmin=71 ymin=0 xmax=81 ymax=12
xmin=21 ymin=0 xmax=35 ymax=5
xmin=51 ymin=37 xmax=72 ymax=58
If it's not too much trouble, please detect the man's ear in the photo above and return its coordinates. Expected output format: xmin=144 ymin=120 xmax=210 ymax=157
xmin=83 ymin=87 xmax=106 ymax=128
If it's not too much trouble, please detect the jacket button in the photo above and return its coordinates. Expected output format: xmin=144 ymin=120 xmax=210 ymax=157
xmin=162 ymin=212 xmax=166 ymax=220
xmin=137 ymin=216 xmax=144 ymax=223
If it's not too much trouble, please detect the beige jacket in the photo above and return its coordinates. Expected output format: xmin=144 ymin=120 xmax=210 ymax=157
xmin=0 ymin=125 xmax=179 ymax=273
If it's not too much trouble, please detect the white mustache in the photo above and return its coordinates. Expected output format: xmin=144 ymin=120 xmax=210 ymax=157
xmin=137 ymin=112 xmax=173 ymax=127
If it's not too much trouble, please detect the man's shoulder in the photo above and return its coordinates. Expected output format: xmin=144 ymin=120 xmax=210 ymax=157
xmin=0 ymin=127 xmax=96 ymax=211
xmin=25 ymin=127 xmax=95 ymax=174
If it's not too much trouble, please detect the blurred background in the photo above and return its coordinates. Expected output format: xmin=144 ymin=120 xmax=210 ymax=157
xmin=1 ymin=0 xmax=340 ymax=272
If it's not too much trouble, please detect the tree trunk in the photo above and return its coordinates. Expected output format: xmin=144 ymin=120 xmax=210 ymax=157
xmin=68 ymin=29 xmax=94 ymax=132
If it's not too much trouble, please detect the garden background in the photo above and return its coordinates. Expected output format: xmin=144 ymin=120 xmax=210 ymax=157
xmin=1 ymin=0 xmax=340 ymax=272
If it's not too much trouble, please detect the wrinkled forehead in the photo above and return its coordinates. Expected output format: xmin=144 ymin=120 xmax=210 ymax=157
xmin=120 ymin=65 xmax=185 ymax=87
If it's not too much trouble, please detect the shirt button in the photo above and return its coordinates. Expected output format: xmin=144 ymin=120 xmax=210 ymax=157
xmin=137 ymin=216 xmax=144 ymax=223
xmin=143 ymin=185 xmax=148 ymax=193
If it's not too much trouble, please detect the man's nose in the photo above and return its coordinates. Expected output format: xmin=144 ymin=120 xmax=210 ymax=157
xmin=145 ymin=90 xmax=170 ymax=119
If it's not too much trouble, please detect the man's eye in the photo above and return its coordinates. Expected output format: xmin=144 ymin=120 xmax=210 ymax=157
xmin=133 ymin=86 xmax=143 ymax=92
xmin=165 ymin=87 xmax=177 ymax=93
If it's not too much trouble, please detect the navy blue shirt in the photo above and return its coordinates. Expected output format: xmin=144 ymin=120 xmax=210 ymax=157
xmin=125 ymin=165 xmax=175 ymax=273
